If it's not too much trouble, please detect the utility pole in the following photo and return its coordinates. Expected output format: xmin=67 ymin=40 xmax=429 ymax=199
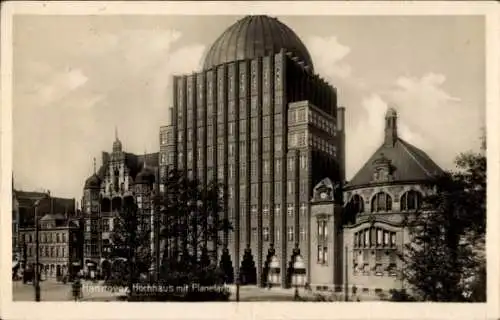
xmin=34 ymin=200 xmax=41 ymax=302
xmin=344 ymin=246 xmax=348 ymax=302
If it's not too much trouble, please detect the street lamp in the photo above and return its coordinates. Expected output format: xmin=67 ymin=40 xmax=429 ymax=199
xmin=267 ymin=255 xmax=280 ymax=289
xmin=292 ymin=255 xmax=306 ymax=301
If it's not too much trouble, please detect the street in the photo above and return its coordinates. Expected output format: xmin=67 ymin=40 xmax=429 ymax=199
xmin=13 ymin=280 xmax=358 ymax=302
xmin=12 ymin=279 xmax=124 ymax=302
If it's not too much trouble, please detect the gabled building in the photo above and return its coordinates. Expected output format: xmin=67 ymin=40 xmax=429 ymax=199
xmin=81 ymin=130 xmax=159 ymax=277
xmin=308 ymin=108 xmax=443 ymax=298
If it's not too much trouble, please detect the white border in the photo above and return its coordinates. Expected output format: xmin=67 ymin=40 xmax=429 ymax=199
xmin=1 ymin=2 xmax=498 ymax=320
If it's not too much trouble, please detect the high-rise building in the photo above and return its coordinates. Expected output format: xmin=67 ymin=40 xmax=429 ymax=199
xmin=159 ymin=15 xmax=345 ymax=287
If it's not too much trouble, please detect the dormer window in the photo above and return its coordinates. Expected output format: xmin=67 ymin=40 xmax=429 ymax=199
xmin=372 ymin=153 xmax=393 ymax=183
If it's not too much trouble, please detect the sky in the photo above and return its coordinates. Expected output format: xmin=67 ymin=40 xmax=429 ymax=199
xmin=12 ymin=14 xmax=485 ymax=201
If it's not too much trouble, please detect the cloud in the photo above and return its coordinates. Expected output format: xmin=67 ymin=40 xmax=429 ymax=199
xmin=14 ymin=27 xmax=206 ymax=199
xmin=345 ymin=72 xmax=479 ymax=180
xmin=306 ymin=36 xmax=352 ymax=79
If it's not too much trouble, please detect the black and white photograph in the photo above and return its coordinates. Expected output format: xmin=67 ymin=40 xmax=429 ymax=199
xmin=1 ymin=1 xmax=498 ymax=320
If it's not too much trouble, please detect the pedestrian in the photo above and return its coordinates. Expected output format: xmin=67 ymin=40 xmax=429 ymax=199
xmin=72 ymin=276 xmax=82 ymax=302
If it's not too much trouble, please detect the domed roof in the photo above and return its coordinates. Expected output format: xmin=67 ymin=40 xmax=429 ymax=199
xmin=135 ymin=166 xmax=155 ymax=185
xmin=84 ymin=174 xmax=101 ymax=189
xmin=203 ymin=15 xmax=314 ymax=71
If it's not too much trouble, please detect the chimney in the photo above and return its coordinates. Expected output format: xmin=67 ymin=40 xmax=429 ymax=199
xmin=384 ymin=107 xmax=398 ymax=147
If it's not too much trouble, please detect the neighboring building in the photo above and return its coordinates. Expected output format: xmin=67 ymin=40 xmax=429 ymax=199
xmin=19 ymin=212 xmax=83 ymax=280
xmin=308 ymin=108 xmax=443 ymax=298
xmin=81 ymin=129 xmax=159 ymax=277
xmin=12 ymin=187 xmax=76 ymax=262
xmin=159 ymin=15 xmax=345 ymax=287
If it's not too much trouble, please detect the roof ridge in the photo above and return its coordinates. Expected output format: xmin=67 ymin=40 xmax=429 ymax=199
xmin=398 ymin=138 xmax=432 ymax=177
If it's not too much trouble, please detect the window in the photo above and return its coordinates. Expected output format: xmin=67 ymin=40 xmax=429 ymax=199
xmin=300 ymin=154 xmax=307 ymax=169
xmin=228 ymin=186 xmax=233 ymax=199
xmin=50 ymin=247 xmax=55 ymax=257
xmin=287 ymin=180 xmax=294 ymax=195
xmin=371 ymin=192 xmax=392 ymax=212
xmin=300 ymin=203 xmax=307 ymax=216
xmin=391 ymin=233 xmax=396 ymax=247
xmin=263 ymin=205 xmax=269 ymax=217
xmin=240 ymin=162 xmax=246 ymax=177
xmin=251 ymin=140 xmax=258 ymax=155
xmin=377 ymin=229 xmax=383 ymax=245
xmin=375 ymin=264 xmax=384 ymax=276
xmin=62 ymin=233 xmax=66 ymax=243
xmin=275 ymin=228 xmax=280 ymax=242
xmin=239 ymin=120 xmax=246 ymax=135
xmin=102 ymin=219 xmax=110 ymax=232
xmin=263 ymin=182 xmax=270 ymax=200
xmin=55 ymin=233 xmax=60 ymax=243
xmin=288 ymin=158 xmax=294 ymax=171
xmin=263 ymin=117 xmax=270 ymax=133
xmin=287 ymin=227 xmax=294 ymax=241
xmin=250 ymin=161 xmax=257 ymax=177
xmin=275 ymin=136 xmax=282 ymax=151
xmin=317 ymin=245 xmax=328 ymax=264
xmin=252 ymin=227 xmax=257 ymax=239
xmin=229 ymin=143 xmax=235 ymax=157
xmin=218 ymin=166 xmax=224 ymax=180
xmin=263 ymin=160 xmax=270 ymax=175
xmin=275 ymin=159 xmax=281 ymax=174
xmin=251 ymin=118 xmax=257 ymax=134
xmin=400 ymin=190 xmax=422 ymax=211
xmin=287 ymin=203 xmax=294 ymax=216
xmin=251 ymin=205 xmax=257 ymax=216
xmin=275 ymin=181 xmax=281 ymax=197
xmin=349 ymin=195 xmax=364 ymax=214
xmin=240 ymin=141 xmax=246 ymax=159
xmin=300 ymin=227 xmax=306 ymax=241
xmin=263 ymin=227 xmax=270 ymax=241
xmin=274 ymin=204 xmax=281 ymax=217
xmin=229 ymin=164 xmax=235 ymax=179
xmin=263 ymin=137 xmax=270 ymax=152
xmin=384 ymin=231 xmax=390 ymax=246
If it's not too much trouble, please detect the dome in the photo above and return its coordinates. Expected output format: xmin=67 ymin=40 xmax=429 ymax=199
xmin=135 ymin=167 xmax=155 ymax=185
xmin=203 ymin=15 xmax=314 ymax=71
xmin=84 ymin=174 xmax=101 ymax=189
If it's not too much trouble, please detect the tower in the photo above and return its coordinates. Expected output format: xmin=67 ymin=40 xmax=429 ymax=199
xmin=134 ymin=153 xmax=157 ymax=275
xmin=159 ymin=15 xmax=344 ymax=287
xmin=82 ymin=158 xmax=102 ymax=273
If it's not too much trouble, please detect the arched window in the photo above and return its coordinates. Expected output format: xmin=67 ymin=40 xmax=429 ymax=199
xmin=400 ymin=190 xmax=422 ymax=211
xmin=371 ymin=192 xmax=392 ymax=212
xmin=349 ymin=194 xmax=364 ymax=214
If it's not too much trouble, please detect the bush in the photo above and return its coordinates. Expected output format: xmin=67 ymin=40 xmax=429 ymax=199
xmin=389 ymin=289 xmax=416 ymax=302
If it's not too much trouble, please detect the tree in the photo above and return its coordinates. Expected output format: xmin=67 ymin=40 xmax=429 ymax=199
xmin=108 ymin=197 xmax=151 ymax=294
xmin=400 ymin=147 xmax=486 ymax=302
xmin=155 ymin=169 xmax=233 ymax=294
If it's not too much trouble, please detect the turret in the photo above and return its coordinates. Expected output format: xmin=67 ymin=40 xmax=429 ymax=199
xmin=384 ymin=107 xmax=398 ymax=147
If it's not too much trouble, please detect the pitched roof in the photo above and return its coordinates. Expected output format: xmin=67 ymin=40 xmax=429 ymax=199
xmin=346 ymin=108 xmax=443 ymax=189
xmin=94 ymin=152 xmax=159 ymax=182
xmin=346 ymin=137 xmax=443 ymax=189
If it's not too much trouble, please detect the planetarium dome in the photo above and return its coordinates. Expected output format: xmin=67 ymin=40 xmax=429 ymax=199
xmin=203 ymin=15 xmax=314 ymax=71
